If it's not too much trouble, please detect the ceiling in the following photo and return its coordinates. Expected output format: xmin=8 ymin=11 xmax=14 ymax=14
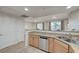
xmin=0 ymin=6 xmax=79 ymax=18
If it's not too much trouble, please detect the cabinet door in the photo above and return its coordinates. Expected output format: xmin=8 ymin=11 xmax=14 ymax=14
xmin=48 ymin=37 xmax=54 ymax=52
xmin=33 ymin=35 xmax=39 ymax=48
xmin=69 ymin=46 xmax=74 ymax=53
xmin=29 ymin=34 xmax=34 ymax=46
xmin=54 ymin=39 xmax=68 ymax=53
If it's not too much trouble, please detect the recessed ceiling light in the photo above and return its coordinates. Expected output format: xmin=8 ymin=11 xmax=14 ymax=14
xmin=66 ymin=6 xmax=72 ymax=9
xmin=24 ymin=8 xmax=29 ymax=11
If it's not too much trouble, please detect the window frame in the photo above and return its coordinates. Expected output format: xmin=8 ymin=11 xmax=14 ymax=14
xmin=49 ymin=21 xmax=62 ymax=31
xmin=36 ymin=22 xmax=44 ymax=30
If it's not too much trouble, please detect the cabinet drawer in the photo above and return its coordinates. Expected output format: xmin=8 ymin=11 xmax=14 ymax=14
xmin=54 ymin=39 xmax=68 ymax=49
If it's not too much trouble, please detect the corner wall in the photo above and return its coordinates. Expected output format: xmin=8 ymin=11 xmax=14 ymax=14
xmin=68 ymin=10 xmax=79 ymax=31
xmin=0 ymin=12 xmax=25 ymax=49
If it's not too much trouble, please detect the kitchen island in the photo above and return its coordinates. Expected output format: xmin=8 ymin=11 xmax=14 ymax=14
xmin=28 ymin=31 xmax=79 ymax=53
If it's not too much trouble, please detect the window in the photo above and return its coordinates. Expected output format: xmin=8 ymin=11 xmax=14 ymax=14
xmin=50 ymin=21 xmax=61 ymax=31
xmin=36 ymin=23 xmax=44 ymax=30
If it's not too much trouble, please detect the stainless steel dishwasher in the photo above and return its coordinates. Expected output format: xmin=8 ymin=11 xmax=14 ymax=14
xmin=39 ymin=36 xmax=48 ymax=52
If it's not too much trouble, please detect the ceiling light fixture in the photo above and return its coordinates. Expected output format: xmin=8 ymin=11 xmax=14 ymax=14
xmin=24 ymin=8 xmax=29 ymax=11
xmin=67 ymin=6 xmax=72 ymax=9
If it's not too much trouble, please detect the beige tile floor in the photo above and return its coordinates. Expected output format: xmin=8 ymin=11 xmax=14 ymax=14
xmin=0 ymin=41 xmax=45 ymax=53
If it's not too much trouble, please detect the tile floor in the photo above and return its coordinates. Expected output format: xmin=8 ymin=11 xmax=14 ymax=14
xmin=0 ymin=41 xmax=45 ymax=53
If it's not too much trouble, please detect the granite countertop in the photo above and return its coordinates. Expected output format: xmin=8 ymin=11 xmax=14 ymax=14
xmin=29 ymin=32 xmax=79 ymax=53
xmin=29 ymin=30 xmax=79 ymax=36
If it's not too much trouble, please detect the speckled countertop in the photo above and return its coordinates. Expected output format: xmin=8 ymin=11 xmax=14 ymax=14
xmin=29 ymin=31 xmax=79 ymax=53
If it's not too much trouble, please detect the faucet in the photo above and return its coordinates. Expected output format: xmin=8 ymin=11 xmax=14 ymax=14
xmin=68 ymin=33 xmax=72 ymax=39
xmin=68 ymin=33 xmax=76 ymax=43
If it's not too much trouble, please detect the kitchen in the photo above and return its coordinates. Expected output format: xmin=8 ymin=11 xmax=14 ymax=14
xmin=0 ymin=6 xmax=79 ymax=53
xmin=25 ymin=6 xmax=79 ymax=53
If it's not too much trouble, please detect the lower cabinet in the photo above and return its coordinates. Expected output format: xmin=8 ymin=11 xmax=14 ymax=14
xmin=29 ymin=34 xmax=74 ymax=53
xmin=48 ymin=37 xmax=54 ymax=53
xmin=29 ymin=34 xmax=39 ymax=48
xmin=29 ymin=34 xmax=34 ymax=46
xmin=54 ymin=39 xmax=69 ymax=53
xmin=33 ymin=35 xmax=39 ymax=48
xmin=69 ymin=45 xmax=74 ymax=53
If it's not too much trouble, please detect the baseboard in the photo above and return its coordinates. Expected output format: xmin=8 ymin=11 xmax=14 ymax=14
xmin=0 ymin=40 xmax=24 ymax=50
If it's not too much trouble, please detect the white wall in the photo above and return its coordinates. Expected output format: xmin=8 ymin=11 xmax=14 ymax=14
xmin=24 ymin=10 xmax=79 ymax=31
xmin=24 ymin=22 xmax=36 ymax=47
xmin=68 ymin=10 xmax=79 ymax=31
xmin=0 ymin=12 xmax=25 ymax=49
xmin=44 ymin=21 xmax=50 ymax=31
xmin=63 ymin=19 xmax=68 ymax=31
xmin=24 ymin=13 xmax=68 ymax=23
xmin=25 ymin=22 xmax=36 ymax=30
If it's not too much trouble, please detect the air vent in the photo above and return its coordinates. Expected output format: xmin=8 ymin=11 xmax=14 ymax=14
xmin=21 ymin=15 xmax=29 ymax=18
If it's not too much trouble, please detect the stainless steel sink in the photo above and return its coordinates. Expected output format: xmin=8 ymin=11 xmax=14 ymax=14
xmin=57 ymin=36 xmax=79 ymax=45
xmin=65 ymin=39 xmax=71 ymax=42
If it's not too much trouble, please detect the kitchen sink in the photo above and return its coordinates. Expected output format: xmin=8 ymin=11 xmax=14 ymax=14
xmin=57 ymin=36 xmax=79 ymax=45
xmin=65 ymin=39 xmax=71 ymax=42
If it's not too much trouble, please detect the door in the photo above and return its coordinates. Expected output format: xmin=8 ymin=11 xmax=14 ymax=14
xmin=48 ymin=37 xmax=54 ymax=52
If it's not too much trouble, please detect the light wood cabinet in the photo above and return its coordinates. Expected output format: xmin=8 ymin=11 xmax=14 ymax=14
xmin=54 ymin=39 xmax=68 ymax=53
xmin=29 ymin=34 xmax=34 ymax=46
xmin=29 ymin=34 xmax=39 ymax=48
xmin=33 ymin=35 xmax=39 ymax=48
xmin=69 ymin=45 xmax=74 ymax=53
xmin=48 ymin=37 xmax=54 ymax=52
xmin=29 ymin=33 xmax=74 ymax=53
